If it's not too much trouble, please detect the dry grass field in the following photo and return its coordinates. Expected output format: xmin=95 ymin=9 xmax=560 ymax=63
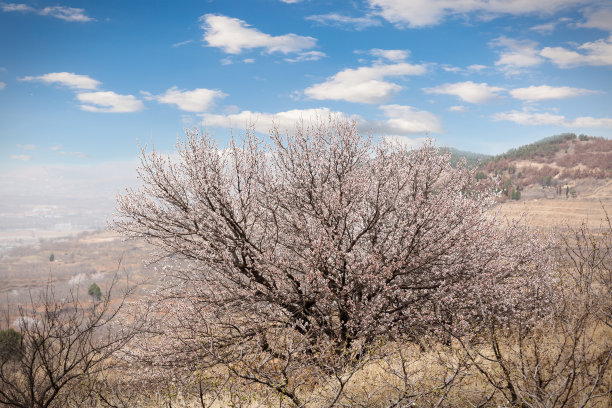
xmin=1 ymin=193 xmax=611 ymax=407
xmin=1 ymin=195 xmax=610 ymax=305
xmin=0 ymin=230 xmax=156 ymax=326
xmin=497 ymin=198 xmax=612 ymax=230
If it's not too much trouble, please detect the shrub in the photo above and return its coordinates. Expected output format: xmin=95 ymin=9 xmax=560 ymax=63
xmin=88 ymin=282 xmax=102 ymax=300
xmin=0 ymin=328 xmax=22 ymax=361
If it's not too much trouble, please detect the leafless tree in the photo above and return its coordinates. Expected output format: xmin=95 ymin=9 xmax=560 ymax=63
xmin=449 ymin=211 xmax=612 ymax=408
xmin=0 ymin=272 xmax=145 ymax=408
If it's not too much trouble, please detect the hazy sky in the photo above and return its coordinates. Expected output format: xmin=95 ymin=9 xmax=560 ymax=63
xmin=1 ymin=0 xmax=611 ymax=229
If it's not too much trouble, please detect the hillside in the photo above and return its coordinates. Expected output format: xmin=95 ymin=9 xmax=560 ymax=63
xmin=439 ymin=146 xmax=492 ymax=167
xmin=472 ymin=134 xmax=612 ymax=201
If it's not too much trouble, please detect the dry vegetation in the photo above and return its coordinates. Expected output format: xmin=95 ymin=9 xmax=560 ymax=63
xmin=1 ymin=124 xmax=611 ymax=408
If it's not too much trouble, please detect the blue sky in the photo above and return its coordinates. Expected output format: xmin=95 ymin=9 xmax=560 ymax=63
xmin=0 ymin=1 xmax=611 ymax=230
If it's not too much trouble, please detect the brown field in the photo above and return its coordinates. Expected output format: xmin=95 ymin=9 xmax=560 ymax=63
xmin=0 ymin=230 xmax=156 ymax=326
xmin=1 ymin=196 xmax=610 ymax=307
xmin=1 ymin=195 xmax=611 ymax=407
xmin=497 ymin=198 xmax=612 ymax=230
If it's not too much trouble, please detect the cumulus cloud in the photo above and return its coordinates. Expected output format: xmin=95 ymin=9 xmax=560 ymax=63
xmin=369 ymin=48 xmax=409 ymax=62
xmin=423 ymin=81 xmax=505 ymax=104
xmin=468 ymin=64 xmax=487 ymax=72
xmin=449 ymin=105 xmax=468 ymax=112
xmin=143 ymin=86 xmax=227 ymax=112
xmin=285 ymin=51 xmax=326 ymax=63
xmin=304 ymin=62 xmax=426 ymax=103
xmin=202 ymin=108 xmax=348 ymax=133
xmin=578 ymin=7 xmax=612 ymax=31
xmin=306 ymin=12 xmax=381 ymax=30
xmin=373 ymin=104 xmax=444 ymax=134
xmin=367 ymin=0 xmax=586 ymax=28
xmin=1 ymin=3 xmax=93 ymax=22
xmin=510 ymin=85 xmax=596 ymax=101
xmin=76 ymin=91 xmax=144 ymax=113
xmin=18 ymin=72 xmax=101 ymax=90
xmin=530 ymin=22 xmax=556 ymax=34
xmin=201 ymin=14 xmax=316 ymax=54
xmin=540 ymin=35 xmax=612 ymax=67
xmin=201 ymin=105 xmax=442 ymax=136
xmin=493 ymin=110 xmax=612 ymax=128
xmin=0 ymin=81 xmax=5 ymax=90
xmin=490 ymin=36 xmax=544 ymax=73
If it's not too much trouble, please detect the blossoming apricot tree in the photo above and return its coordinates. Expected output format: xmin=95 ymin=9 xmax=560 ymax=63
xmin=114 ymin=119 xmax=553 ymax=403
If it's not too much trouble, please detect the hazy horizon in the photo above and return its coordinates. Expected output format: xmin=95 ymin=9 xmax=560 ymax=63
xmin=1 ymin=0 xmax=611 ymax=238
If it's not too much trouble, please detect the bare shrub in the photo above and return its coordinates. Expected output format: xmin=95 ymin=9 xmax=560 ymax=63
xmin=0 ymin=272 xmax=145 ymax=408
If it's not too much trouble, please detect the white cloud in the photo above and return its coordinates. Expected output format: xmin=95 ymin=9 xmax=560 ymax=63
xmin=369 ymin=48 xmax=409 ymax=62
xmin=305 ymin=12 xmax=381 ymax=30
xmin=493 ymin=110 xmax=612 ymax=128
xmin=17 ymin=144 xmax=36 ymax=150
xmin=1 ymin=3 xmax=31 ymax=12
xmin=202 ymin=108 xmax=347 ymax=133
xmin=10 ymin=154 xmax=31 ymax=161
xmin=440 ymin=64 xmax=487 ymax=74
xmin=467 ymin=64 xmax=487 ymax=72
xmin=449 ymin=105 xmax=468 ymax=112
xmin=49 ymin=145 xmax=62 ymax=151
xmin=373 ymin=104 xmax=444 ymax=134
xmin=1 ymin=3 xmax=92 ymax=22
xmin=76 ymin=91 xmax=144 ymax=113
xmin=367 ymin=0 xmax=587 ymax=28
xmin=510 ymin=85 xmax=596 ymax=101
xmin=201 ymin=105 xmax=442 ymax=136
xmin=19 ymin=72 xmax=101 ymax=90
xmin=304 ymin=62 xmax=426 ymax=103
xmin=279 ymin=0 xmax=302 ymax=3
xmin=490 ymin=36 xmax=543 ymax=73
xmin=530 ymin=22 xmax=556 ymax=34
xmin=144 ymin=86 xmax=226 ymax=112
xmin=201 ymin=14 xmax=316 ymax=54
xmin=243 ymin=58 xmax=255 ymax=64
xmin=443 ymin=66 xmax=462 ymax=73
xmin=578 ymin=7 xmax=612 ymax=31
xmin=0 ymin=81 xmax=5 ymax=90
xmin=285 ymin=51 xmax=326 ymax=63
xmin=540 ymin=35 xmax=612 ymax=67
xmin=423 ymin=81 xmax=504 ymax=104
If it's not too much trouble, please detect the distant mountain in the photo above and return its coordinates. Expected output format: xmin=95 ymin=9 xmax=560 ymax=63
xmin=475 ymin=133 xmax=612 ymax=200
xmin=439 ymin=147 xmax=491 ymax=168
